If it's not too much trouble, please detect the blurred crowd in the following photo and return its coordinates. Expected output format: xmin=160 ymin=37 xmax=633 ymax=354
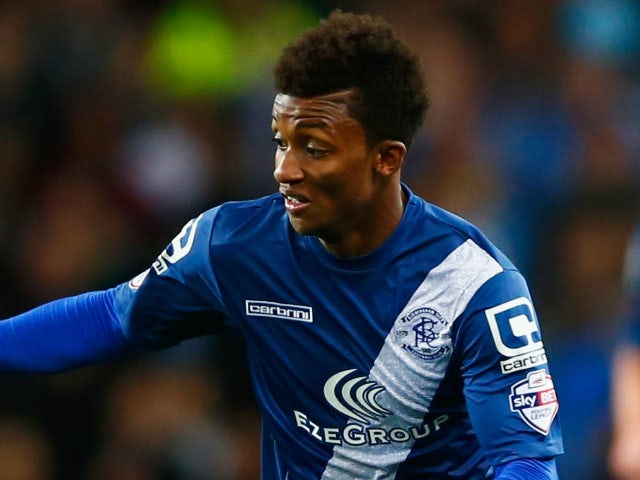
xmin=0 ymin=0 xmax=638 ymax=479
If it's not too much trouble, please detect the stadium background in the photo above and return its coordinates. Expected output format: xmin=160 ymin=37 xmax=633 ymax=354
xmin=0 ymin=0 xmax=638 ymax=479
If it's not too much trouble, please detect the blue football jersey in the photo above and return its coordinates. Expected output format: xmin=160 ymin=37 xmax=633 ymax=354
xmin=114 ymin=186 xmax=563 ymax=479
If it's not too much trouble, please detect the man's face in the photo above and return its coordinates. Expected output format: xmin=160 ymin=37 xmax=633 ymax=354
xmin=271 ymin=90 xmax=379 ymax=245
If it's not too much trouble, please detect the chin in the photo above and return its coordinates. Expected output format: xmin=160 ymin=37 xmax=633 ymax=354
xmin=288 ymin=216 xmax=329 ymax=238
xmin=288 ymin=217 xmax=314 ymax=235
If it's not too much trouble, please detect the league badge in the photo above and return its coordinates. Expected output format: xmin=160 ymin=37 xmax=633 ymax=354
xmin=509 ymin=369 xmax=559 ymax=435
xmin=393 ymin=307 xmax=451 ymax=361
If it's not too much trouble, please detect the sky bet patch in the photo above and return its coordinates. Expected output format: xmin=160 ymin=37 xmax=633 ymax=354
xmin=509 ymin=369 xmax=558 ymax=435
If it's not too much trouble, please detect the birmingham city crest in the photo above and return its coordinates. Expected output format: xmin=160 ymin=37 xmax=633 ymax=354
xmin=393 ymin=307 xmax=451 ymax=361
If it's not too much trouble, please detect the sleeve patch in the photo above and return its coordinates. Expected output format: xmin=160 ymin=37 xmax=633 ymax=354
xmin=485 ymin=297 xmax=548 ymax=374
xmin=152 ymin=214 xmax=203 ymax=275
xmin=128 ymin=269 xmax=150 ymax=290
xmin=508 ymin=369 xmax=559 ymax=435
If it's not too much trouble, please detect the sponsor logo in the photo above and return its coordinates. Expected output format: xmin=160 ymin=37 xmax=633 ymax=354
xmin=486 ymin=297 xmax=548 ymax=373
xmin=293 ymin=369 xmax=449 ymax=446
xmin=323 ymin=369 xmax=390 ymax=424
xmin=392 ymin=307 xmax=451 ymax=361
xmin=500 ymin=348 xmax=548 ymax=374
xmin=153 ymin=214 xmax=203 ymax=275
xmin=245 ymin=300 xmax=313 ymax=323
xmin=293 ymin=410 xmax=449 ymax=446
xmin=128 ymin=269 xmax=150 ymax=290
xmin=509 ymin=369 xmax=559 ymax=435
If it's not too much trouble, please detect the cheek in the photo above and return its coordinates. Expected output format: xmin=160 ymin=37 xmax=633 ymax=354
xmin=307 ymin=145 xmax=374 ymax=202
xmin=315 ymin=168 xmax=361 ymax=197
xmin=319 ymin=168 xmax=375 ymax=208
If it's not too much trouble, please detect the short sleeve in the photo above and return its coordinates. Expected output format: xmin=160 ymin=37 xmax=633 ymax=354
xmin=453 ymin=268 xmax=564 ymax=466
xmin=114 ymin=209 xmax=229 ymax=350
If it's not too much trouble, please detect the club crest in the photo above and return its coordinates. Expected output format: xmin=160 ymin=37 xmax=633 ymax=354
xmin=393 ymin=307 xmax=451 ymax=361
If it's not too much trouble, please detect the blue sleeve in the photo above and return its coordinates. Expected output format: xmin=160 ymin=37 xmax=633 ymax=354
xmin=454 ymin=269 xmax=563 ymax=464
xmin=494 ymin=458 xmax=558 ymax=480
xmin=115 ymin=211 xmax=228 ymax=350
xmin=0 ymin=288 xmax=130 ymax=372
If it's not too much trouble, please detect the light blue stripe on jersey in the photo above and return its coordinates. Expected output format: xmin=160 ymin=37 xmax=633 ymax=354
xmin=321 ymin=239 xmax=503 ymax=479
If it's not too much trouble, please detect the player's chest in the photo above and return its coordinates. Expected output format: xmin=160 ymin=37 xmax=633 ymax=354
xmin=237 ymin=263 xmax=416 ymax=343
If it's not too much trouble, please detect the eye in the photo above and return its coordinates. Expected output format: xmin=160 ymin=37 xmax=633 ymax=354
xmin=271 ymin=136 xmax=286 ymax=150
xmin=305 ymin=145 xmax=328 ymax=159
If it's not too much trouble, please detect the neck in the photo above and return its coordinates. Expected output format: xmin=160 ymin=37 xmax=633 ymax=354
xmin=319 ymin=184 xmax=407 ymax=258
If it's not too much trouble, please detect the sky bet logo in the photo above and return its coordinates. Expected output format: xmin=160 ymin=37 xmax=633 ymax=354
xmin=509 ymin=369 xmax=558 ymax=435
xmin=245 ymin=300 xmax=313 ymax=322
xmin=485 ymin=297 xmax=548 ymax=374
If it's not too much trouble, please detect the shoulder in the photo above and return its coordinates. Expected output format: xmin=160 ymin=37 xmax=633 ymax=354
xmin=406 ymin=188 xmax=516 ymax=273
xmin=200 ymin=193 xmax=286 ymax=243
xmin=211 ymin=193 xmax=283 ymax=222
xmin=152 ymin=193 xmax=284 ymax=273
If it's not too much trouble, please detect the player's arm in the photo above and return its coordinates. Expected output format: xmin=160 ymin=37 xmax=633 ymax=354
xmin=0 ymin=210 xmax=226 ymax=372
xmin=494 ymin=458 xmax=558 ymax=479
xmin=609 ymin=225 xmax=640 ymax=480
xmin=0 ymin=288 xmax=129 ymax=372
xmin=609 ymin=298 xmax=640 ymax=480
xmin=115 ymin=212 xmax=228 ymax=351
xmin=454 ymin=269 xmax=563 ymax=473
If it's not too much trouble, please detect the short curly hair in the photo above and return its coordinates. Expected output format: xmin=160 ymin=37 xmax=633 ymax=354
xmin=274 ymin=10 xmax=430 ymax=149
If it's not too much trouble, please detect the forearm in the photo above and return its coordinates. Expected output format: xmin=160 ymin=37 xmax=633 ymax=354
xmin=0 ymin=288 xmax=130 ymax=372
xmin=609 ymin=346 xmax=640 ymax=479
xmin=494 ymin=458 xmax=558 ymax=480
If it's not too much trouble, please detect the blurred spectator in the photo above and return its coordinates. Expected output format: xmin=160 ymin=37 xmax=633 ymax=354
xmin=14 ymin=168 xmax=141 ymax=304
xmin=115 ymin=105 xmax=222 ymax=229
xmin=609 ymin=224 xmax=640 ymax=480
xmin=370 ymin=2 xmax=516 ymax=266
xmin=85 ymin=359 xmax=260 ymax=480
xmin=558 ymin=0 xmax=640 ymax=190
xmin=87 ymin=361 xmax=223 ymax=479
xmin=0 ymin=2 xmax=39 ymax=291
xmin=478 ymin=0 xmax=579 ymax=277
xmin=538 ymin=188 xmax=639 ymax=480
xmin=0 ymin=417 xmax=54 ymax=480
xmin=142 ymin=0 xmax=317 ymax=101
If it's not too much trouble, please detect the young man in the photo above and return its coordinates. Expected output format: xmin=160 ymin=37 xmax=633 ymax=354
xmin=0 ymin=11 xmax=563 ymax=479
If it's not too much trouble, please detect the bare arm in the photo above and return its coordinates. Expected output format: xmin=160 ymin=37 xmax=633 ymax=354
xmin=609 ymin=345 xmax=640 ymax=480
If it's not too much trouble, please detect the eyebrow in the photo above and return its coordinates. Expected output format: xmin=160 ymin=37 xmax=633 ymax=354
xmin=295 ymin=120 xmax=328 ymax=130
xmin=271 ymin=116 xmax=328 ymax=131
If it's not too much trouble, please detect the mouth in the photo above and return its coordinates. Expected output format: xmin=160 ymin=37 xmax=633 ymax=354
xmin=281 ymin=191 xmax=310 ymax=214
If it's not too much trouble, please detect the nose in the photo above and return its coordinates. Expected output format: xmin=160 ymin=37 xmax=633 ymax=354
xmin=273 ymin=149 xmax=304 ymax=185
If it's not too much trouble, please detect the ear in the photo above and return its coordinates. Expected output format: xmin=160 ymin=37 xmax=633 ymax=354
xmin=373 ymin=141 xmax=407 ymax=177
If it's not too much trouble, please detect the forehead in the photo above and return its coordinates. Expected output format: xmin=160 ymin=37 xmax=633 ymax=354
xmin=271 ymin=90 xmax=356 ymax=126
